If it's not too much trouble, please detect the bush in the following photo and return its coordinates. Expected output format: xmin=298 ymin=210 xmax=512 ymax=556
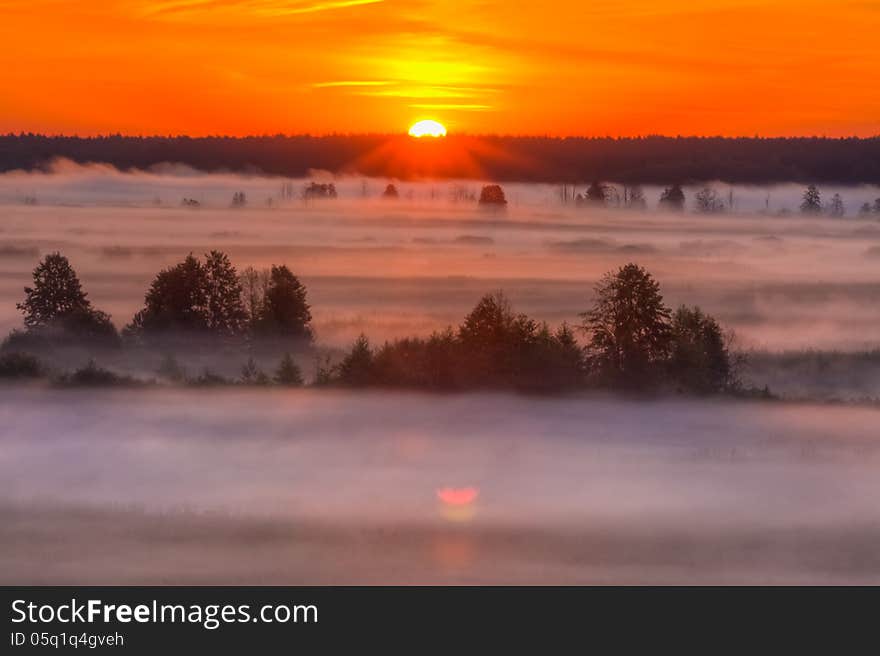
xmin=274 ymin=353 xmax=304 ymax=386
xmin=60 ymin=360 xmax=133 ymax=387
xmin=240 ymin=357 xmax=271 ymax=385
xmin=669 ymin=306 xmax=734 ymax=394
xmin=478 ymin=184 xmax=507 ymax=205
xmin=0 ymin=352 xmax=43 ymax=379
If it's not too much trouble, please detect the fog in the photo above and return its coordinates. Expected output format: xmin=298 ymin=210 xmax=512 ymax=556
xmin=1 ymin=163 xmax=879 ymax=354
xmin=2 ymin=389 xmax=879 ymax=583
xmin=2 ymin=164 xmax=880 ymax=583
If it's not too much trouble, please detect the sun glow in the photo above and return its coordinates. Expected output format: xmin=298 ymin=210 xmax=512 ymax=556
xmin=408 ymin=119 xmax=447 ymax=138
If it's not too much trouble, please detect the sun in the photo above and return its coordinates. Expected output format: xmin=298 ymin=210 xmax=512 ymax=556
xmin=408 ymin=119 xmax=447 ymax=138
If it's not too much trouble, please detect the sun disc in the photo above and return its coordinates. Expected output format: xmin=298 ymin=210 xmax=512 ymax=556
xmin=408 ymin=119 xmax=447 ymax=138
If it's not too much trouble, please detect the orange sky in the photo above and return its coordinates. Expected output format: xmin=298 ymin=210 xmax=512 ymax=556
xmin=1 ymin=0 xmax=878 ymax=137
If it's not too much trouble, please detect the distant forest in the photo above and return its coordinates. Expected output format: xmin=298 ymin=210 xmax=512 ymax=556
xmin=2 ymin=134 xmax=880 ymax=184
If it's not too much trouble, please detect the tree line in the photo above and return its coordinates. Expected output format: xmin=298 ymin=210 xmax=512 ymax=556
xmin=4 ymin=134 xmax=880 ymax=183
xmin=0 ymin=252 xmax=756 ymax=396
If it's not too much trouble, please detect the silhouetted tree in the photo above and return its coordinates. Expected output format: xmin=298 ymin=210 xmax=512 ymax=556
xmin=859 ymin=202 xmax=873 ymax=216
xmin=694 ymin=187 xmax=725 ymax=214
xmin=127 ymin=254 xmax=209 ymax=336
xmin=659 ymin=184 xmax=685 ymax=211
xmin=239 ymin=266 xmax=270 ymax=326
xmin=255 ymin=265 xmax=313 ymax=341
xmin=15 ymin=252 xmax=117 ymax=345
xmin=585 ymin=181 xmax=609 ymax=205
xmin=669 ymin=306 xmax=732 ymax=394
xmin=203 ymin=250 xmax=248 ymax=336
xmin=581 ymin=264 xmax=672 ymax=387
xmin=274 ymin=353 xmax=304 ymax=386
xmin=303 ymin=182 xmax=337 ymax=199
xmin=157 ymin=353 xmax=186 ymax=382
xmin=240 ymin=357 xmax=270 ymax=385
xmin=336 ymin=335 xmax=374 ymax=386
xmin=478 ymin=184 xmax=507 ymax=205
xmin=800 ymin=185 xmax=822 ymax=214
xmin=627 ymin=186 xmax=647 ymax=210
xmin=828 ymin=193 xmax=845 ymax=218
xmin=382 ymin=183 xmax=399 ymax=198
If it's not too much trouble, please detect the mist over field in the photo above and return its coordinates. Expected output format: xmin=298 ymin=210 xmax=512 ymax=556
xmin=2 ymin=162 xmax=880 ymax=395
xmin=2 ymin=164 xmax=880 ymax=583
xmin=3 ymin=389 xmax=880 ymax=584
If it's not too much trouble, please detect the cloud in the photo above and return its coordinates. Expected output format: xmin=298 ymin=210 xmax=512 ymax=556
xmin=138 ymin=0 xmax=384 ymax=20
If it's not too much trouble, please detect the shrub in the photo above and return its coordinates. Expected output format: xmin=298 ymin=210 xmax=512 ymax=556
xmin=0 ymin=352 xmax=43 ymax=379
xmin=60 ymin=360 xmax=132 ymax=387
xmin=478 ymin=184 xmax=507 ymax=205
xmin=274 ymin=353 xmax=304 ymax=386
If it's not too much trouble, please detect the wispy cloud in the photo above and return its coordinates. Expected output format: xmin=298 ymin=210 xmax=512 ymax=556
xmin=311 ymin=80 xmax=394 ymax=88
xmin=409 ymin=103 xmax=493 ymax=111
xmin=138 ymin=0 xmax=383 ymax=20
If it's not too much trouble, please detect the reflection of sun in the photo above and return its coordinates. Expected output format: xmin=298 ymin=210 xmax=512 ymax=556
xmin=409 ymin=119 xmax=447 ymax=138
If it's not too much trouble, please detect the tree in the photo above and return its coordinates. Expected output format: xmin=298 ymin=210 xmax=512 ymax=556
xmin=669 ymin=306 xmax=733 ymax=394
xmin=127 ymin=254 xmax=209 ymax=335
xmin=580 ymin=264 xmax=672 ymax=387
xmin=128 ymin=252 xmax=248 ymax=339
xmin=336 ymin=334 xmax=374 ymax=386
xmin=203 ymin=250 xmax=248 ymax=336
xmin=382 ymin=183 xmax=399 ymax=198
xmin=255 ymin=265 xmax=313 ymax=341
xmin=240 ymin=357 xmax=270 ymax=385
xmin=659 ymin=184 xmax=685 ymax=211
xmin=585 ymin=181 xmax=608 ymax=205
xmin=694 ymin=187 xmax=725 ymax=214
xmin=239 ymin=266 xmax=270 ymax=326
xmin=478 ymin=184 xmax=507 ymax=205
xmin=16 ymin=252 xmax=117 ymax=344
xmin=828 ymin=193 xmax=845 ymax=217
xmin=859 ymin=202 xmax=872 ymax=216
xmin=274 ymin=353 xmax=304 ymax=386
xmin=458 ymin=291 xmax=538 ymax=386
xmin=800 ymin=185 xmax=822 ymax=214
xmin=231 ymin=191 xmax=247 ymax=207
xmin=304 ymin=182 xmax=337 ymax=199
xmin=627 ymin=186 xmax=646 ymax=210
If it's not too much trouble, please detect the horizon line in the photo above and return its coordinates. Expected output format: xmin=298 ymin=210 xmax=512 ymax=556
xmin=4 ymin=132 xmax=880 ymax=141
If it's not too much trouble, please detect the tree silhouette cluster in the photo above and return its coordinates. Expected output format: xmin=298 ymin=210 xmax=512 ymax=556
xmin=4 ymin=253 xmax=741 ymax=395
xmin=322 ymin=265 xmax=739 ymax=394
xmin=4 ymin=134 xmax=880 ymax=183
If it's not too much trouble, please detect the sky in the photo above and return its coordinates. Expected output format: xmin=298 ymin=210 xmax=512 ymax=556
xmin=1 ymin=0 xmax=878 ymax=137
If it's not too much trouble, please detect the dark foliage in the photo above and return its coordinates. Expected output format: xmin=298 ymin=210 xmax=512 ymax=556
xmin=669 ymin=306 xmax=734 ymax=394
xmin=325 ymin=294 xmax=585 ymax=392
xmin=478 ymin=184 xmax=507 ymax=205
xmin=800 ymin=184 xmax=822 ymax=214
xmin=581 ymin=264 xmax=673 ymax=388
xmin=303 ymin=182 xmax=337 ymax=199
xmin=659 ymin=184 xmax=686 ymax=211
xmin=584 ymin=181 xmax=609 ymax=205
xmin=16 ymin=253 xmax=118 ymax=347
xmin=127 ymin=251 xmax=248 ymax=339
xmin=58 ymin=360 xmax=134 ymax=387
xmin=5 ymin=134 xmax=880 ymax=183
xmin=0 ymin=352 xmax=44 ymax=379
xmin=274 ymin=353 xmax=304 ymax=386
xmin=254 ymin=265 xmax=313 ymax=341
xmin=382 ymin=183 xmax=399 ymax=198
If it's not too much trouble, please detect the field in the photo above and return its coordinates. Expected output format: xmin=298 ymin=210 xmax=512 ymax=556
xmin=2 ymin=166 xmax=880 ymax=583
